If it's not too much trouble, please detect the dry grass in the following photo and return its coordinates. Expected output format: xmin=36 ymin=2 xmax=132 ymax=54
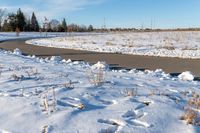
xmin=149 ymin=89 xmax=162 ymax=96
xmin=123 ymin=88 xmax=138 ymax=97
xmin=43 ymin=94 xmax=49 ymax=112
xmin=11 ymin=73 xmax=24 ymax=81
xmin=182 ymin=46 xmax=198 ymax=51
xmin=62 ymin=80 xmax=74 ymax=89
xmin=181 ymin=91 xmax=200 ymax=126
xmin=188 ymin=91 xmax=200 ymax=109
xmin=75 ymin=103 xmax=85 ymax=110
xmin=180 ymin=109 xmax=198 ymax=125
xmin=87 ymin=69 xmax=105 ymax=86
xmin=42 ymin=125 xmax=49 ymax=133
xmin=41 ymin=88 xmax=57 ymax=114
xmin=106 ymin=41 xmax=115 ymax=46
xmin=162 ymin=45 xmax=175 ymax=50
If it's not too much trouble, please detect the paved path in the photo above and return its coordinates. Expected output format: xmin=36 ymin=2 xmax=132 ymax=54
xmin=0 ymin=39 xmax=200 ymax=77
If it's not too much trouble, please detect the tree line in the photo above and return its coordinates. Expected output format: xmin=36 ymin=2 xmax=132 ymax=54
xmin=0 ymin=8 xmax=94 ymax=32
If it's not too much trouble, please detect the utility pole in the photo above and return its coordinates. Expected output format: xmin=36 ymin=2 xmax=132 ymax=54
xmin=102 ymin=17 xmax=106 ymax=31
xmin=44 ymin=17 xmax=49 ymax=37
xmin=104 ymin=17 xmax=106 ymax=29
xmin=141 ymin=22 xmax=144 ymax=30
xmin=153 ymin=19 xmax=156 ymax=29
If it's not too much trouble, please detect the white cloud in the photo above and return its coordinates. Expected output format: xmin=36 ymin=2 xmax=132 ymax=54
xmin=0 ymin=0 xmax=105 ymax=21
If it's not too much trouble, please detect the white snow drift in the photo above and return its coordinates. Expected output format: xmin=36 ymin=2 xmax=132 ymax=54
xmin=178 ymin=71 xmax=194 ymax=81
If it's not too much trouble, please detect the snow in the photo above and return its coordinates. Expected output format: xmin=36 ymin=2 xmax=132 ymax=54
xmin=0 ymin=47 xmax=199 ymax=133
xmin=0 ymin=32 xmax=54 ymax=41
xmin=13 ymin=48 xmax=22 ymax=55
xmin=0 ymin=32 xmax=102 ymax=42
xmin=27 ymin=31 xmax=200 ymax=59
xmin=0 ymin=32 xmax=200 ymax=132
xmin=91 ymin=61 xmax=109 ymax=70
xmin=50 ymin=56 xmax=62 ymax=62
xmin=178 ymin=71 xmax=194 ymax=81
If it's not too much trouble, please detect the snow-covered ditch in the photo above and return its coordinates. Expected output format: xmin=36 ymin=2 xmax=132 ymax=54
xmin=0 ymin=48 xmax=199 ymax=133
xmin=27 ymin=31 xmax=200 ymax=59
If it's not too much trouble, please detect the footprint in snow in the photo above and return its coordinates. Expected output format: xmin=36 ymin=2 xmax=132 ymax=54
xmin=98 ymin=99 xmax=114 ymax=105
xmin=98 ymin=119 xmax=125 ymax=133
xmin=123 ymin=110 xmax=152 ymax=128
xmin=98 ymin=119 xmax=126 ymax=126
xmin=57 ymin=100 xmax=84 ymax=109
xmin=135 ymin=104 xmax=146 ymax=110
xmin=128 ymin=119 xmax=151 ymax=128
xmin=122 ymin=110 xmax=147 ymax=119
xmin=96 ymin=97 xmax=118 ymax=106
xmin=61 ymin=97 xmax=80 ymax=101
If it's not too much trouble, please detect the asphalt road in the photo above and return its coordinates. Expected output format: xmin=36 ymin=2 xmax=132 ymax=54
xmin=0 ymin=38 xmax=200 ymax=77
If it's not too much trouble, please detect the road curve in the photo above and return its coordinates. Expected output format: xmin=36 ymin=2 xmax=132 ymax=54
xmin=0 ymin=38 xmax=200 ymax=77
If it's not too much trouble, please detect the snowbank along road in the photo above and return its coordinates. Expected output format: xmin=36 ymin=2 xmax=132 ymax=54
xmin=0 ymin=38 xmax=200 ymax=77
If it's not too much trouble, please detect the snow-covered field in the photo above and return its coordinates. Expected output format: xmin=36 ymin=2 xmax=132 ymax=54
xmin=0 ymin=32 xmax=101 ymax=42
xmin=0 ymin=47 xmax=200 ymax=133
xmin=1 ymin=32 xmax=200 ymax=132
xmin=0 ymin=32 xmax=59 ymax=41
xmin=27 ymin=31 xmax=200 ymax=59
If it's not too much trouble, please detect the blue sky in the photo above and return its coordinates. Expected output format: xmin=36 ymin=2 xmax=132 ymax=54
xmin=1 ymin=0 xmax=200 ymax=28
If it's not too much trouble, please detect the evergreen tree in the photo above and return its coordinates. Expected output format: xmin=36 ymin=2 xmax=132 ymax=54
xmin=24 ymin=18 xmax=31 ymax=31
xmin=88 ymin=25 xmax=94 ymax=32
xmin=7 ymin=13 xmax=17 ymax=31
xmin=16 ymin=8 xmax=26 ymax=31
xmin=31 ymin=12 xmax=39 ymax=31
xmin=62 ymin=18 xmax=67 ymax=32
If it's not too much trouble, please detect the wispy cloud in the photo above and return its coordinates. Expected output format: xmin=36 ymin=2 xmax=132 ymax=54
xmin=0 ymin=0 xmax=105 ymax=20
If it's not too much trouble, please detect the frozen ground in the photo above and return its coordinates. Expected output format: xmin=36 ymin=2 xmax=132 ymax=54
xmin=0 ymin=47 xmax=200 ymax=133
xmin=27 ymin=31 xmax=200 ymax=59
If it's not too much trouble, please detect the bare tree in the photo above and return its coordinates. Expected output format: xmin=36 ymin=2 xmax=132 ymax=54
xmin=0 ymin=9 xmax=6 ymax=31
